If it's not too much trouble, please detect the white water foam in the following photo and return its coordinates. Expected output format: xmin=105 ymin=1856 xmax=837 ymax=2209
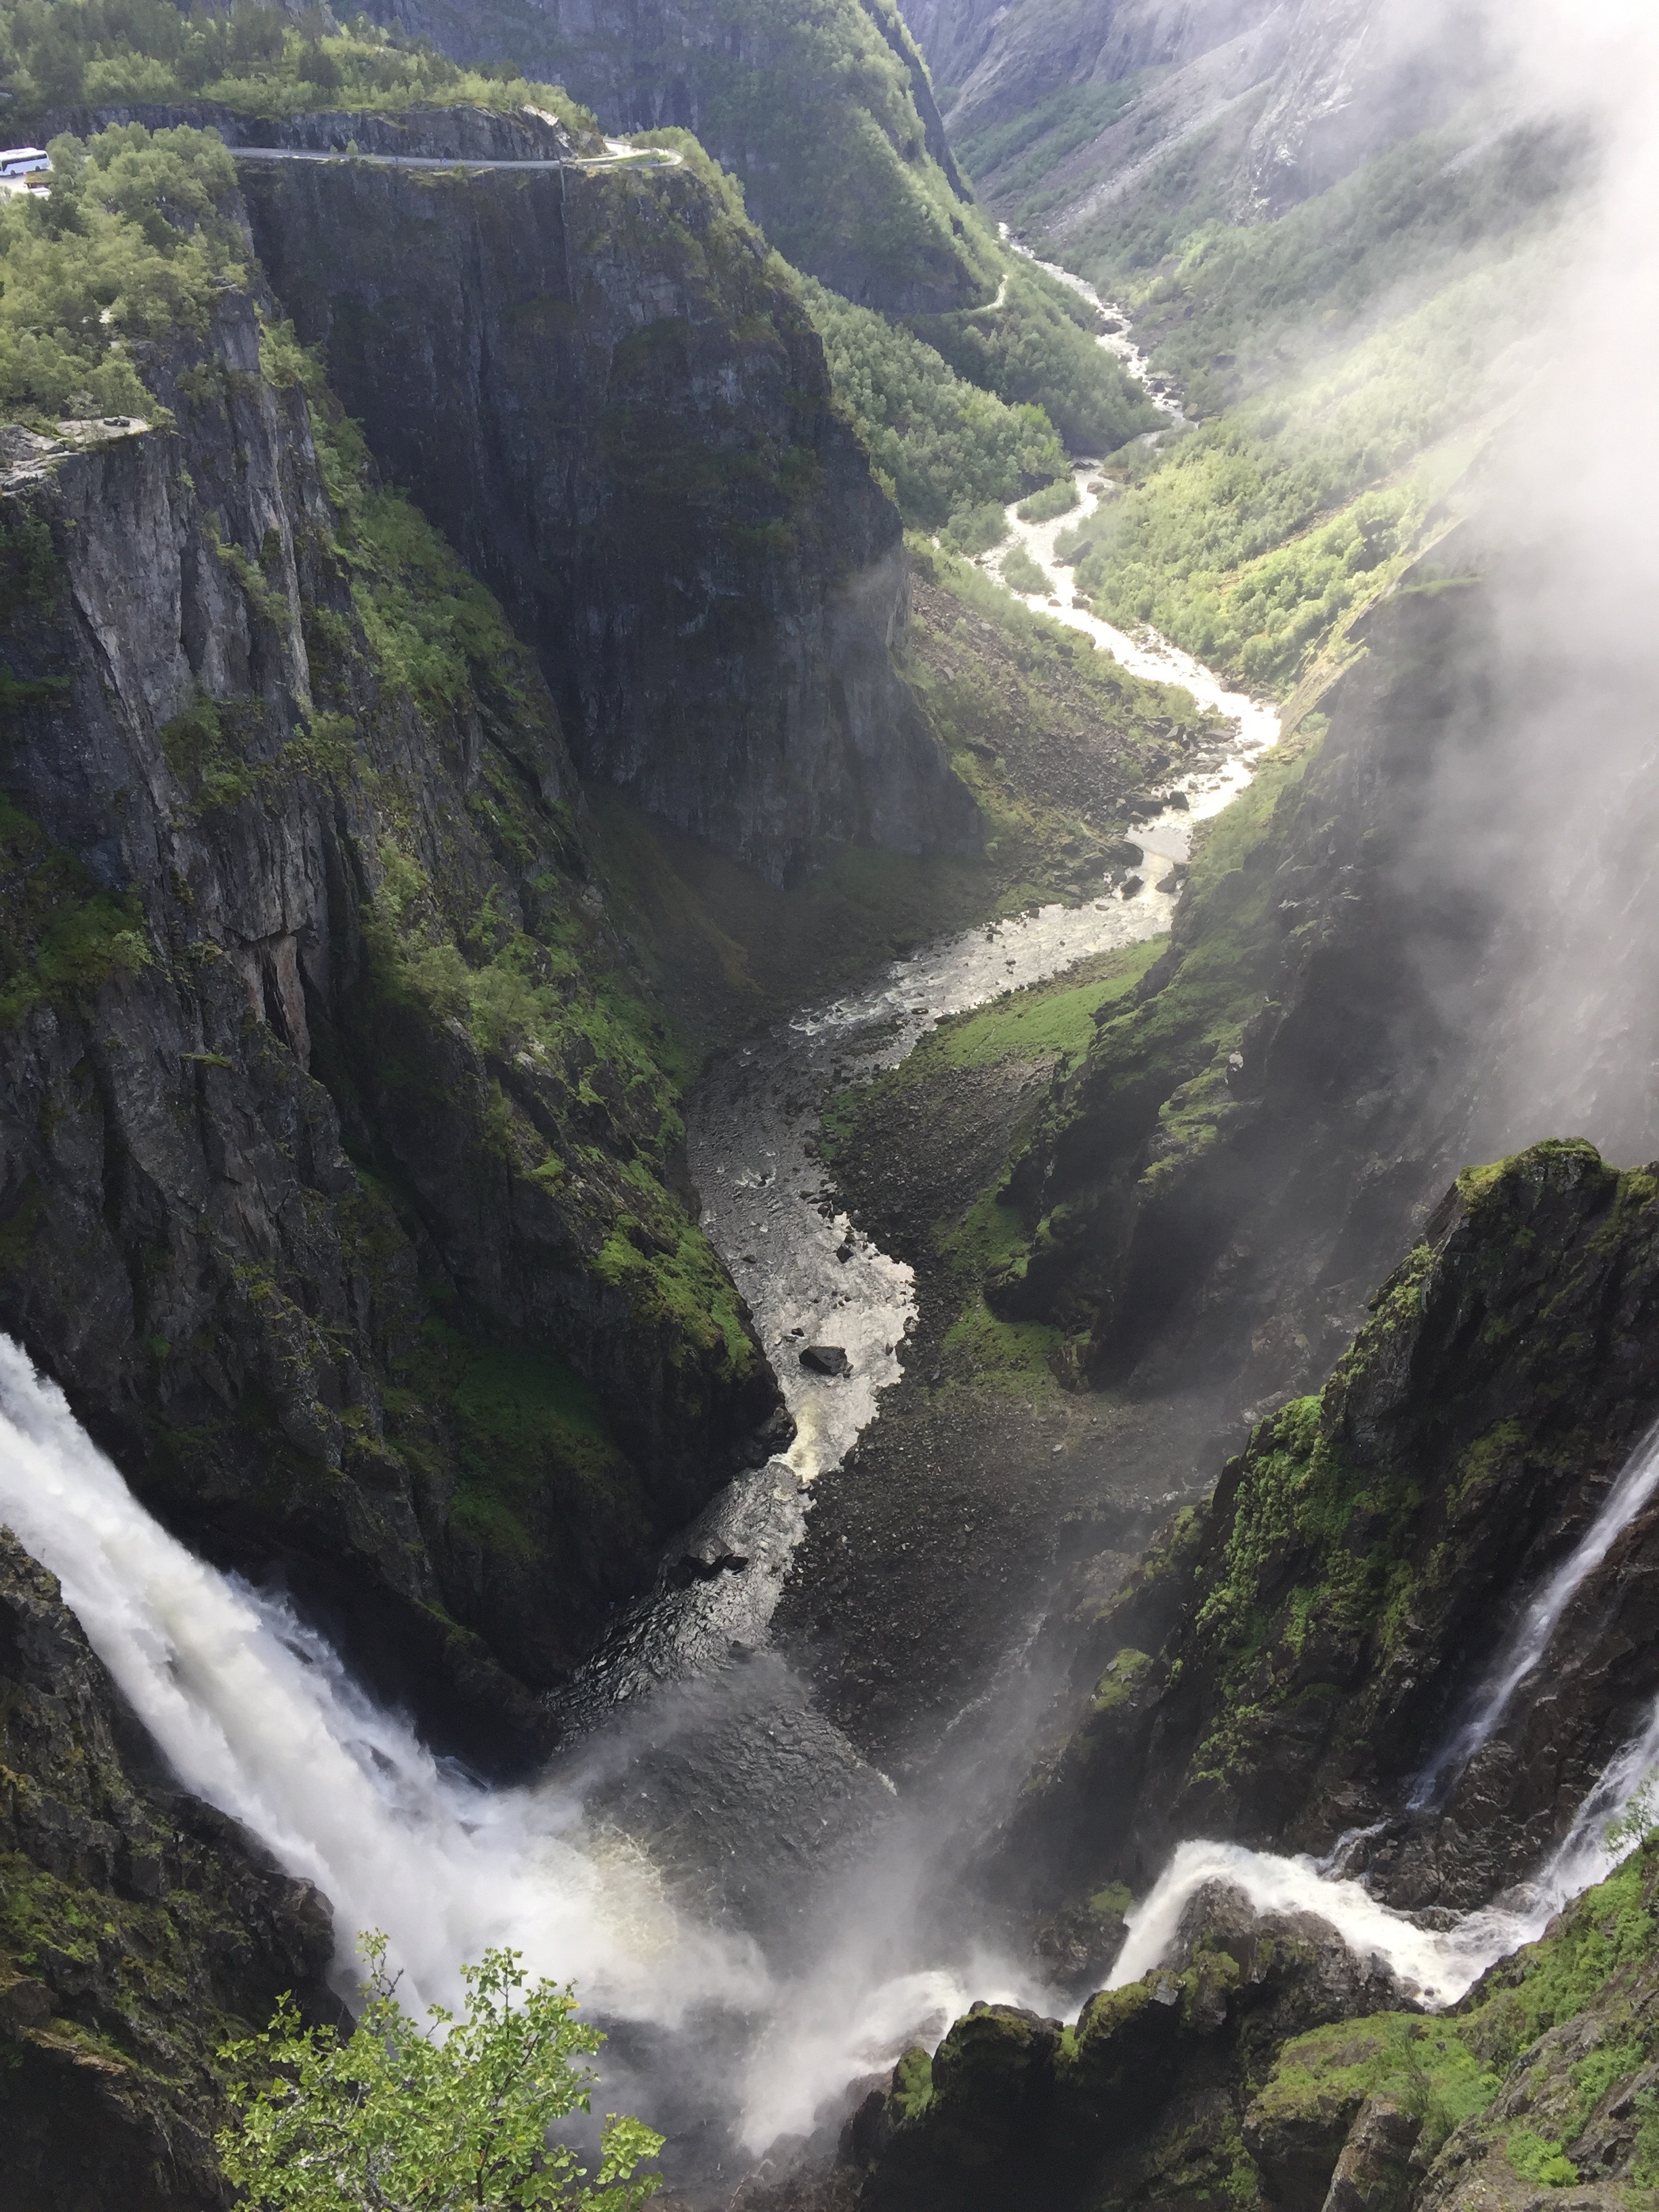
xmin=0 ymin=1336 xmax=764 ymax=2022
xmin=1411 ymin=1419 xmax=1659 ymax=1807
xmin=1111 ymin=1678 xmax=1659 ymax=2011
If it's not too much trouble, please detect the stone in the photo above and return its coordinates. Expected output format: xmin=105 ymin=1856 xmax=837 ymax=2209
xmin=800 ymin=1345 xmax=852 ymax=1376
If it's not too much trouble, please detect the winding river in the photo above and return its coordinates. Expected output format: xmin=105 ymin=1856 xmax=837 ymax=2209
xmin=9 ymin=240 xmax=1654 ymax=2196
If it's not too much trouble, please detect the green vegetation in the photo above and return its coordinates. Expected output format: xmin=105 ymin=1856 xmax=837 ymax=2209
xmin=908 ymin=941 xmax=1162 ymax=1091
xmin=0 ymin=794 xmax=151 ymax=1027
xmin=942 ymin=499 xmax=1009 ymax=556
xmin=1251 ymin=1835 xmax=1659 ymax=2198
xmin=220 ymin=1936 xmax=661 ymax=2211
xmin=907 ymin=253 xmax=1159 ymax=454
xmin=800 ymin=272 xmax=1067 ymax=532
xmin=1059 ymin=251 xmax=1534 ymax=688
xmin=0 ymin=0 xmax=596 ymax=134
xmin=1031 ymin=120 xmax=1582 ymax=689
xmin=0 ymin=123 xmax=247 ymax=422
xmin=508 ymin=0 xmax=991 ymax=310
xmin=819 ymin=939 xmax=1164 ymax=1393
xmin=270 ymin=324 xmax=768 ymax=1422
xmin=1071 ymin=119 xmax=1580 ymax=402
xmin=1017 ymin=476 xmax=1078 ymax=523
xmin=998 ymin=541 xmax=1048 ymax=594
xmin=954 ymin=77 xmax=1149 ymax=229
xmin=991 ymin=714 xmax=1319 ymax=1317
xmin=427 ymin=1336 xmax=640 ymax=1563
xmin=903 ymin=539 xmax=1212 ymax=908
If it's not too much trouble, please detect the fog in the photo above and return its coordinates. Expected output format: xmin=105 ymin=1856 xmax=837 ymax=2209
xmin=1391 ymin=0 xmax=1659 ymax=1168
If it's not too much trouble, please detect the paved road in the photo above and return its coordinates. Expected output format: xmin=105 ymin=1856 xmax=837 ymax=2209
xmin=229 ymin=140 xmax=680 ymax=173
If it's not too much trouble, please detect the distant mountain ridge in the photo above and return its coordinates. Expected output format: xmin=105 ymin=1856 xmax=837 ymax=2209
xmin=911 ymin=0 xmax=1490 ymax=228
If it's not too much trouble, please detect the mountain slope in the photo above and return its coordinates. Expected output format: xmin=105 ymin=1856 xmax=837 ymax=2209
xmin=359 ymin=0 xmax=991 ymax=310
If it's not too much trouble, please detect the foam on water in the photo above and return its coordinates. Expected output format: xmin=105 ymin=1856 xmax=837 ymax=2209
xmin=1412 ymin=1418 xmax=1659 ymax=1807
xmin=0 ymin=1336 xmax=764 ymax=2022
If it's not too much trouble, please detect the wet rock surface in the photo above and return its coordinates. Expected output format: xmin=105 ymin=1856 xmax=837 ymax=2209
xmin=850 ymin=1879 xmax=1413 ymax=2212
xmin=989 ymin=1139 xmax=1659 ymax=1917
xmin=0 ymin=231 xmax=782 ymax=1755
xmin=0 ymin=1530 xmax=333 ymax=2212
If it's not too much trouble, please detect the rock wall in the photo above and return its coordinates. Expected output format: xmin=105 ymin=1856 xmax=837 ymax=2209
xmin=0 ymin=260 xmax=783 ymax=1757
xmin=0 ymin=1530 xmax=333 ymax=2212
xmin=992 ymin=1141 xmax=1659 ymax=1919
xmin=987 ymin=566 xmax=1488 ymax=1410
xmin=947 ymin=0 xmax=1489 ymax=230
xmin=239 ymin=144 xmax=979 ymax=884
xmin=354 ymin=0 xmax=984 ymax=310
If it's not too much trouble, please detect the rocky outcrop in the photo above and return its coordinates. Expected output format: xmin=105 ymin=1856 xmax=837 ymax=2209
xmin=849 ymin=1777 xmax=1659 ymax=2212
xmin=239 ymin=142 xmax=979 ymax=884
xmin=0 ymin=1530 xmax=333 ymax=2212
xmin=852 ymin=1879 xmax=1412 ymax=2212
xmin=989 ymin=1140 xmax=1659 ymax=1919
xmin=356 ymin=0 xmax=985 ymax=310
xmin=0 ymin=192 xmax=787 ymax=1755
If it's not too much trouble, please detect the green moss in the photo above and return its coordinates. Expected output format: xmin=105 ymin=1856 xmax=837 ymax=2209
xmin=0 ymin=1848 xmax=257 ymax=2087
xmin=0 ymin=796 xmax=152 ymax=1028
xmin=1090 ymin=1647 xmax=1152 ymax=1714
xmin=435 ymin=1336 xmax=635 ymax=1562
xmin=893 ymin=2045 xmax=935 ymax=2121
xmin=1252 ymin=2013 xmax=1502 ymax=2169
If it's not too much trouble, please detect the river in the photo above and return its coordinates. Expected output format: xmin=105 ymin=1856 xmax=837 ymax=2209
xmin=3 ymin=237 xmax=1657 ymax=2194
xmin=524 ymin=267 xmax=1285 ymax=2162
xmin=0 ymin=248 xmax=1288 ymax=2182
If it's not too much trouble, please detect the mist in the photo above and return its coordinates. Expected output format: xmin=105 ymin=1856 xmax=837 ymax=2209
xmin=1391 ymin=0 xmax=1659 ymax=1170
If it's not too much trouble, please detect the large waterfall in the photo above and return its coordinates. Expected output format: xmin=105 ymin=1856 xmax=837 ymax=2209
xmin=0 ymin=1335 xmax=763 ymax=2026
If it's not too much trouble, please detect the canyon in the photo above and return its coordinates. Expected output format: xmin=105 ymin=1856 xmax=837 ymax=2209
xmin=2 ymin=3 xmax=1659 ymax=2209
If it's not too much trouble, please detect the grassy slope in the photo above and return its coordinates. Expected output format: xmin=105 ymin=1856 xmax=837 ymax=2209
xmin=987 ymin=113 xmax=1581 ymax=691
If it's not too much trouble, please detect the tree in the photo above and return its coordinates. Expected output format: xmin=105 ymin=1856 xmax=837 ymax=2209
xmin=218 ymin=1933 xmax=663 ymax=2212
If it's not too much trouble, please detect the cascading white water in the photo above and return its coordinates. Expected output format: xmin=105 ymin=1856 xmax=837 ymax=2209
xmin=0 ymin=1335 xmax=764 ymax=2023
xmin=1101 ymin=1389 xmax=1659 ymax=2007
xmin=1410 ymin=1419 xmax=1659 ymax=1807
xmin=1111 ymin=1612 xmax=1659 ymax=2009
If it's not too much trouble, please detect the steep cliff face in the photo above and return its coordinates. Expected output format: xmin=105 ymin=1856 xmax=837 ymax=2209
xmin=239 ymin=139 xmax=979 ymax=884
xmin=0 ymin=1530 xmax=332 ymax=2212
xmin=0 ymin=157 xmax=789 ymax=1753
xmin=994 ymin=1141 xmax=1659 ymax=1917
xmin=356 ymin=0 xmax=986 ymax=310
xmin=985 ymin=565 xmax=1489 ymax=1410
xmin=836 ymin=1149 xmax=1659 ymax=2212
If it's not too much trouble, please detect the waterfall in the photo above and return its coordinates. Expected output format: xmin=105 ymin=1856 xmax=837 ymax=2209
xmin=1410 ymin=1420 xmax=1659 ymax=1808
xmin=0 ymin=1336 xmax=764 ymax=2022
xmin=1110 ymin=1681 xmax=1659 ymax=2009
